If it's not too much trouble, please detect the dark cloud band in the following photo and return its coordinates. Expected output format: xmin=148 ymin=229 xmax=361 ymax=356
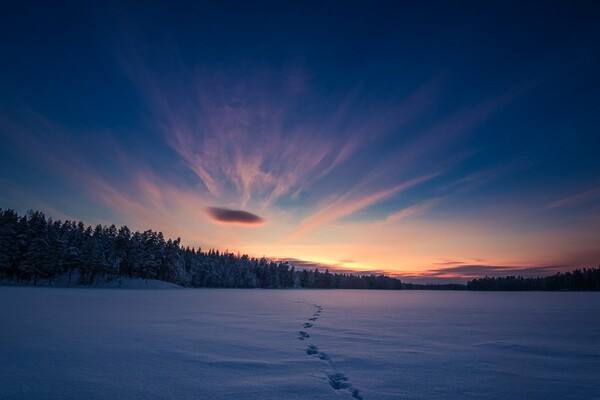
xmin=206 ymin=207 xmax=265 ymax=225
xmin=427 ymin=264 xmax=562 ymax=278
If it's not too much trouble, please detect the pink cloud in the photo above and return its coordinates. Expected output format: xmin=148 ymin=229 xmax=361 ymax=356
xmin=287 ymin=173 xmax=437 ymax=241
xmin=0 ymin=114 xmax=215 ymax=241
xmin=547 ymin=187 xmax=600 ymax=209
xmin=385 ymin=198 xmax=440 ymax=224
xmin=125 ymin=62 xmax=444 ymax=212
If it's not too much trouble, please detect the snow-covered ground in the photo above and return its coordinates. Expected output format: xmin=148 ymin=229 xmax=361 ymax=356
xmin=0 ymin=274 xmax=183 ymax=289
xmin=1 ymin=288 xmax=598 ymax=399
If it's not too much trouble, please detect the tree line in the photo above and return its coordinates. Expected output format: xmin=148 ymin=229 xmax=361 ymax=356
xmin=0 ymin=209 xmax=405 ymax=289
xmin=467 ymin=268 xmax=600 ymax=291
xmin=2 ymin=209 xmax=597 ymax=290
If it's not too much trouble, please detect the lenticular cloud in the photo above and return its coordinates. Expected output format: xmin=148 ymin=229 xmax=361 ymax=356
xmin=206 ymin=207 xmax=265 ymax=225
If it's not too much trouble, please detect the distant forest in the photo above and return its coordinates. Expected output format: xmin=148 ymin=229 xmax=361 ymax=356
xmin=0 ymin=209 xmax=597 ymax=291
xmin=467 ymin=269 xmax=600 ymax=291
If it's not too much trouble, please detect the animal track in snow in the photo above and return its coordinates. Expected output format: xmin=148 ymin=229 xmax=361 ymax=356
xmin=298 ymin=331 xmax=310 ymax=340
xmin=305 ymin=344 xmax=329 ymax=360
xmin=328 ymin=373 xmax=350 ymax=390
xmin=327 ymin=373 xmax=363 ymax=399
xmin=306 ymin=344 xmax=319 ymax=355
xmin=351 ymin=388 xmax=364 ymax=399
xmin=298 ymin=304 xmax=365 ymax=399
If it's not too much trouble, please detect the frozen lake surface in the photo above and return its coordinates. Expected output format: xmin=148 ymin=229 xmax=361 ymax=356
xmin=1 ymin=288 xmax=599 ymax=399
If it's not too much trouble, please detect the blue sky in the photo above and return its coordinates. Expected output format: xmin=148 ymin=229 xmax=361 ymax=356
xmin=1 ymin=1 xmax=598 ymax=280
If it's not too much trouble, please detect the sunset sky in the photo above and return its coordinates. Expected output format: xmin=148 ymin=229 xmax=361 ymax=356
xmin=1 ymin=2 xmax=598 ymax=281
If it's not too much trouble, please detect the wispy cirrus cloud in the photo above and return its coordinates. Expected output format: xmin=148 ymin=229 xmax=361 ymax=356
xmin=381 ymin=84 xmax=533 ymax=175
xmin=0 ymin=112 xmax=217 ymax=240
xmin=385 ymin=198 xmax=440 ymax=224
xmin=547 ymin=187 xmax=600 ymax=209
xmin=439 ymin=159 xmax=533 ymax=195
xmin=286 ymin=173 xmax=438 ymax=241
xmin=116 ymin=45 xmax=535 ymax=251
xmin=125 ymin=57 xmax=444 ymax=211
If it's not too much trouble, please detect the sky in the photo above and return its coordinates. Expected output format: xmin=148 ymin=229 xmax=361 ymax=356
xmin=1 ymin=1 xmax=599 ymax=281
